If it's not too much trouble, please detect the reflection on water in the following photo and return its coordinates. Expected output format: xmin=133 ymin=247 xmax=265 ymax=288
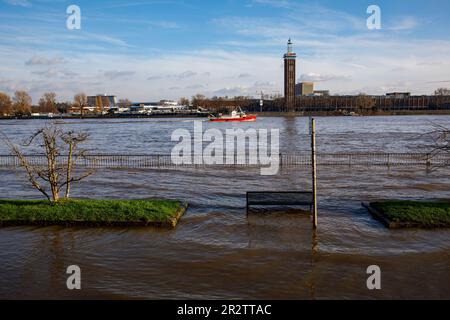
xmin=0 ymin=116 xmax=450 ymax=299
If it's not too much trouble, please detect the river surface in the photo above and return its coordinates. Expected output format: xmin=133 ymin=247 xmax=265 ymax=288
xmin=0 ymin=116 xmax=449 ymax=299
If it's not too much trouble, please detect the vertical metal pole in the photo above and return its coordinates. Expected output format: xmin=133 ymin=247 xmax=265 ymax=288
xmin=311 ymin=118 xmax=318 ymax=229
xmin=246 ymin=192 xmax=249 ymax=215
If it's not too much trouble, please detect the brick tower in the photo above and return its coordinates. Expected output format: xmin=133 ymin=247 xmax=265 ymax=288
xmin=284 ymin=38 xmax=297 ymax=109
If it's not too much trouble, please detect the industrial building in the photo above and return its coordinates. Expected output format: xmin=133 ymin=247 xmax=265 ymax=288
xmin=295 ymin=82 xmax=314 ymax=96
xmin=87 ymin=95 xmax=117 ymax=112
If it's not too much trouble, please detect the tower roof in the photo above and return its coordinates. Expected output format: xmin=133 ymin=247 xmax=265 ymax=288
xmin=285 ymin=38 xmax=295 ymax=57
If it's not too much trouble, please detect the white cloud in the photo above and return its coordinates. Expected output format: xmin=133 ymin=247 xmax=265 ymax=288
xmin=299 ymin=73 xmax=351 ymax=82
xmin=185 ymin=84 xmax=204 ymax=90
xmin=103 ymin=71 xmax=136 ymax=80
xmin=2 ymin=36 xmax=450 ymax=102
xmin=25 ymin=56 xmax=65 ymax=66
xmin=4 ymin=0 xmax=31 ymax=7
xmin=387 ymin=16 xmax=420 ymax=31
xmin=147 ymin=75 xmax=164 ymax=81
xmin=175 ymin=71 xmax=197 ymax=79
xmin=81 ymin=32 xmax=132 ymax=48
xmin=250 ymin=0 xmax=365 ymax=32
xmin=31 ymin=69 xmax=59 ymax=77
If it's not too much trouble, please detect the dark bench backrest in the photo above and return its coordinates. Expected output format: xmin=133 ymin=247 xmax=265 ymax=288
xmin=247 ymin=192 xmax=313 ymax=206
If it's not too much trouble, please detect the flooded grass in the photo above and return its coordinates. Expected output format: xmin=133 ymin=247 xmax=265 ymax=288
xmin=0 ymin=199 xmax=187 ymax=228
xmin=371 ymin=201 xmax=450 ymax=228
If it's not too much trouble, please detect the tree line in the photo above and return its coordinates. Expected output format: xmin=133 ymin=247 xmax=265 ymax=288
xmin=0 ymin=91 xmax=134 ymax=117
xmin=2 ymin=88 xmax=449 ymax=117
xmin=0 ymin=91 xmax=33 ymax=117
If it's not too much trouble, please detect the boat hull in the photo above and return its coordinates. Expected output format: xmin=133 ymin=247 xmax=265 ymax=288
xmin=209 ymin=115 xmax=257 ymax=123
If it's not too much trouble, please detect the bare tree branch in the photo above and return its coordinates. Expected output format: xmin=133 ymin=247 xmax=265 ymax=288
xmin=1 ymin=132 xmax=51 ymax=201
xmin=422 ymin=122 xmax=450 ymax=171
xmin=1 ymin=124 xmax=94 ymax=203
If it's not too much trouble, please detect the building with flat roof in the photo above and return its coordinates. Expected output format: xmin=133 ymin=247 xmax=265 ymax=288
xmin=295 ymin=82 xmax=314 ymax=96
xmin=386 ymin=92 xmax=411 ymax=98
xmin=313 ymin=90 xmax=330 ymax=96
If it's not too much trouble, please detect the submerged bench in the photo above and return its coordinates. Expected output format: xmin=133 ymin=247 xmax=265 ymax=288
xmin=246 ymin=191 xmax=314 ymax=213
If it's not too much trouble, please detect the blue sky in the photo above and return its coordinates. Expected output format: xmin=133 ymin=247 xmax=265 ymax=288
xmin=1 ymin=0 xmax=450 ymax=102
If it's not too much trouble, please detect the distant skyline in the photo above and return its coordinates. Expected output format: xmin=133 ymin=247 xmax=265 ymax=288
xmin=1 ymin=0 xmax=450 ymax=102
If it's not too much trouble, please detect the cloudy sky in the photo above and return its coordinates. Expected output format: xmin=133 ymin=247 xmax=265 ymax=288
xmin=0 ymin=0 xmax=450 ymax=102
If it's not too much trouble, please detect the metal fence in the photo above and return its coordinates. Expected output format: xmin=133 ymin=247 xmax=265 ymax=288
xmin=0 ymin=153 xmax=449 ymax=169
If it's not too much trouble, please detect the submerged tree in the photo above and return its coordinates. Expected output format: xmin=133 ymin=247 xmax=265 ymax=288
xmin=422 ymin=123 xmax=450 ymax=171
xmin=428 ymin=123 xmax=450 ymax=156
xmin=2 ymin=124 xmax=95 ymax=203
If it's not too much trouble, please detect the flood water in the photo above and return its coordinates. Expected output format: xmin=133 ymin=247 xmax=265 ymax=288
xmin=0 ymin=116 xmax=450 ymax=299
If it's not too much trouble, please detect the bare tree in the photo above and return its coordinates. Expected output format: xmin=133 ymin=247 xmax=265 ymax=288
xmin=2 ymin=124 xmax=95 ymax=203
xmin=38 ymin=92 xmax=57 ymax=113
xmin=428 ymin=123 xmax=450 ymax=156
xmin=13 ymin=90 xmax=32 ymax=116
xmin=356 ymin=94 xmax=375 ymax=113
xmin=56 ymin=101 xmax=72 ymax=114
xmin=191 ymin=94 xmax=206 ymax=108
xmin=434 ymin=88 xmax=450 ymax=96
xmin=118 ymin=98 xmax=132 ymax=109
xmin=178 ymin=97 xmax=190 ymax=107
xmin=60 ymin=131 xmax=93 ymax=198
xmin=0 ymin=92 xmax=13 ymax=116
xmin=74 ymin=93 xmax=88 ymax=117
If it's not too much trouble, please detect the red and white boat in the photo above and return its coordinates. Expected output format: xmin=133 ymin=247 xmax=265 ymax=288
xmin=209 ymin=108 xmax=257 ymax=123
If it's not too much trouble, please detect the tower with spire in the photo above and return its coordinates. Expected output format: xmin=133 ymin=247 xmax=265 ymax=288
xmin=284 ymin=38 xmax=297 ymax=109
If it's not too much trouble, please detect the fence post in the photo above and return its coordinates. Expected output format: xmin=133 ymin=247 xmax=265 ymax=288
xmin=426 ymin=153 xmax=431 ymax=167
xmin=311 ymin=118 xmax=318 ymax=229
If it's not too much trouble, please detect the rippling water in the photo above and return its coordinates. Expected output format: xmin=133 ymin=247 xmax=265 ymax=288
xmin=0 ymin=116 xmax=449 ymax=299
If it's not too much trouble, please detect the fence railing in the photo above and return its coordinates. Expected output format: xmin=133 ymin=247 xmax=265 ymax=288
xmin=0 ymin=153 xmax=449 ymax=169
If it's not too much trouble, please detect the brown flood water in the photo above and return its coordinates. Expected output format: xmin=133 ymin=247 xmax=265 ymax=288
xmin=0 ymin=116 xmax=449 ymax=299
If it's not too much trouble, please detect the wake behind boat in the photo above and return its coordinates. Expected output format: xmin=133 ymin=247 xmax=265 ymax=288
xmin=209 ymin=108 xmax=257 ymax=123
